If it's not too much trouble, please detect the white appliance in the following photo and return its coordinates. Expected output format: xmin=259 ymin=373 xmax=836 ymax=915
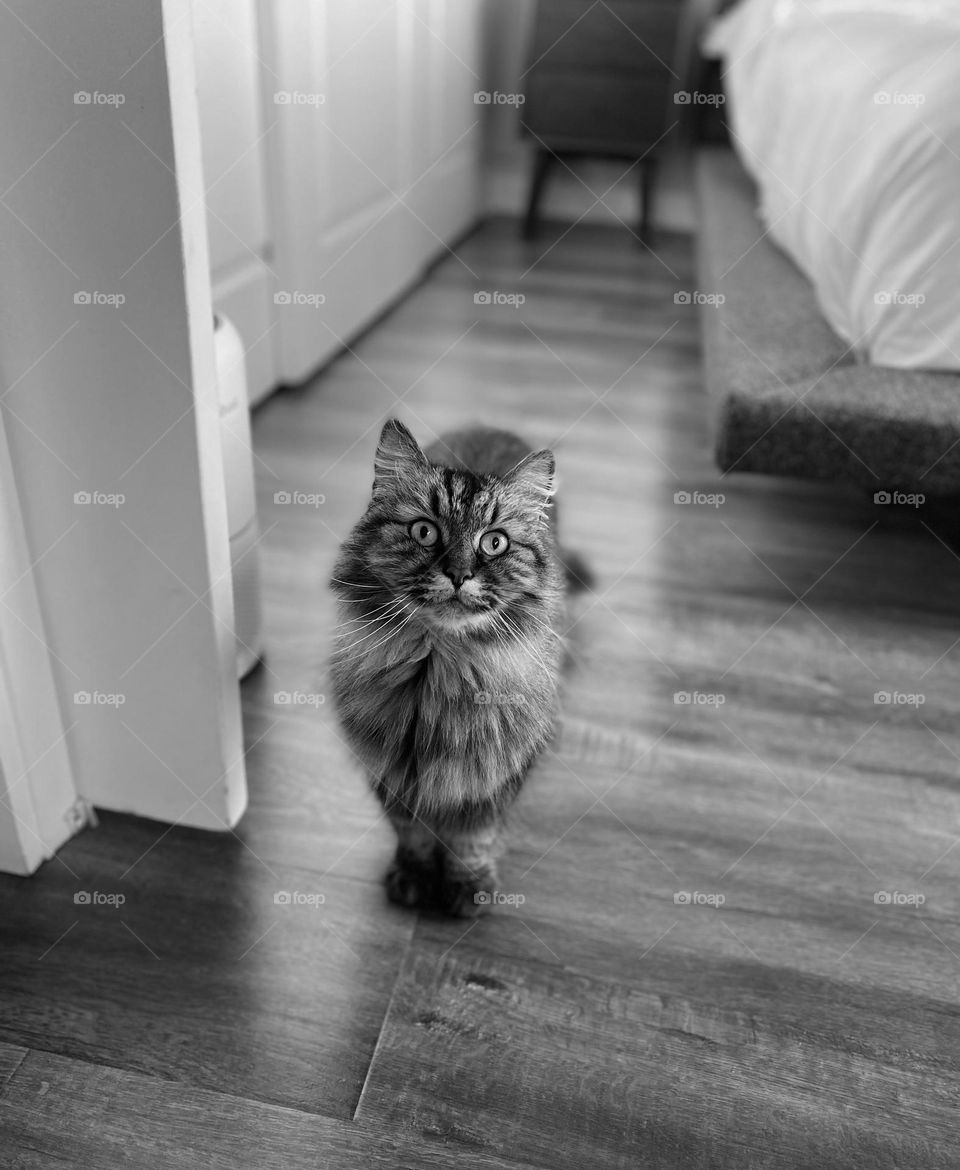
xmin=214 ymin=314 xmax=263 ymax=678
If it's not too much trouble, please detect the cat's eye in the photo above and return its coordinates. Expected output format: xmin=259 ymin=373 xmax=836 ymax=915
xmin=409 ymin=519 xmax=439 ymax=547
xmin=479 ymin=530 xmax=510 ymax=557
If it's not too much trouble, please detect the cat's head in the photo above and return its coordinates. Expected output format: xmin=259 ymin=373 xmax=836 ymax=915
xmin=341 ymin=419 xmax=558 ymax=632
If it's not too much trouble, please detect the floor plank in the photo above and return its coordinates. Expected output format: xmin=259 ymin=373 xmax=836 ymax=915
xmin=355 ymin=941 xmax=958 ymax=1169
xmin=0 ymin=817 xmax=413 ymax=1117
xmin=0 ymin=1044 xmax=543 ymax=1170
xmin=3 ymin=216 xmax=960 ymax=1166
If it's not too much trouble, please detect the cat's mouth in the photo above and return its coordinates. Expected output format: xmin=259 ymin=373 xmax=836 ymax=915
xmin=419 ymin=593 xmax=493 ymax=630
xmin=442 ymin=593 xmax=478 ymax=607
xmin=417 ymin=585 xmax=484 ymax=610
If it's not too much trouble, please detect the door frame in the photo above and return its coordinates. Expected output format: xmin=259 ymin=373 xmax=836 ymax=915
xmin=0 ymin=0 xmax=247 ymax=874
xmin=0 ymin=408 xmax=80 ymax=875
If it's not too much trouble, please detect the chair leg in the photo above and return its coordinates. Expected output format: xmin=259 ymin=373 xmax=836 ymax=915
xmin=523 ymin=149 xmax=555 ymax=240
xmin=638 ymin=158 xmax=658 ymax=245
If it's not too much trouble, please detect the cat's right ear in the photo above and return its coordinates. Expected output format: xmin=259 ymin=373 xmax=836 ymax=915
xmin=373 ymin=419 xmax=427 ymax=494
xmin=502 ymin=448 xmax=556 ymax=512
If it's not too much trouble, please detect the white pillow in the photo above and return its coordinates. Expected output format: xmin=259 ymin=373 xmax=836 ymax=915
xmin=704 ymin=0 xmax=960 ymax=371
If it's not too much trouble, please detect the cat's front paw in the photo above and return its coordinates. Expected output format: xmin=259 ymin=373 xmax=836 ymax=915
xmin=439 ymin=876 xmax=498 ymax=918
xmin=385 ymin=856 xmax=436 ymax=909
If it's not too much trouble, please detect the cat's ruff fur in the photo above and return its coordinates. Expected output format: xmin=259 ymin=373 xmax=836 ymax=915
xmin=329 ymin=419 xmax=574 ymax=916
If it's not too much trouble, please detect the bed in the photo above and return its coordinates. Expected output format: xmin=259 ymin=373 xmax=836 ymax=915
xmin=690 ymin=0 xmax=960 ymax=490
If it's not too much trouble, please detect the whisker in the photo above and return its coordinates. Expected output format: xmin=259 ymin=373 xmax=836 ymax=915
xmin=507 ymin=601 xmax=565 ymax=641
xmin=329 ymin=596 xmax=403 ymax=630
xmin=497 ymin=609 xmax=555 ymax=686
xmin=329 ymin=614 xmax=400 ymax=634
xmin=329 ymin=577 xmax=386 ymax=590
xmin=332 ymin=601 xmax=410 ymax=655
xmin=347 ymin=604 xmax=422 ymax=661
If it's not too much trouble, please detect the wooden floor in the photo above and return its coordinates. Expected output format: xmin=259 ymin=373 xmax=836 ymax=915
xmin=3 ymin=217 xmax=960 ymax=1168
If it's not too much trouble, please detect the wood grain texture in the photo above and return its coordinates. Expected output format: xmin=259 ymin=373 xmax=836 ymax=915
xmin=251 ymin=217 xmax=960 ymax=1165
xmin=355 ymin=943 xmax=958 ymax=1169
xmin=2 ymin=217 xmax=960 ymax=1166
xmin=0 ymin=1046 xmax=26 ymax=1093
xmin=0 ymin=1043 xmax=544 ymax=1170
xmin=0 ymin=812 xmax=414 ymax=1117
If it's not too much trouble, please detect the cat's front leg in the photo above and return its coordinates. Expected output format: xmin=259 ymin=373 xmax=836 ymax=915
xmin=436 ymin=818 xmax=505 ymax=918
xmin=385 ymin=813 xmax=440 ymax=908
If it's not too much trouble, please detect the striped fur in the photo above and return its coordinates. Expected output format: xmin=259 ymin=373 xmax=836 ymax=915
xmin=329 ymin=419 xmax=569 ymax=915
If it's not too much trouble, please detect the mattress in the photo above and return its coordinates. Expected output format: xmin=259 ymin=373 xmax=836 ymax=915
xmin=703 ymin=0 xmax=960 ymax=372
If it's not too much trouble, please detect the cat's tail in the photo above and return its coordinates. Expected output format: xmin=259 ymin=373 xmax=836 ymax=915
xmin=560 ymin=547 xmax=595 ymax=595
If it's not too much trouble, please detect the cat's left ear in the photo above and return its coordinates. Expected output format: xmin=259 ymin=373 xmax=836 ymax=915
xmin=502 ymin=449 xmax=556 ymax=512
xmin=373 ymin=418 xmax=428 ymax=494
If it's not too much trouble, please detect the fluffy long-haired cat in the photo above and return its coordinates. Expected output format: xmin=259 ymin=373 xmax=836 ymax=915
xmin=329 ymin=419 xmax=587 ymax=916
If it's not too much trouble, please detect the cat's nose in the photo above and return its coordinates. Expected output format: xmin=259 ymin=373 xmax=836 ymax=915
xmin=444 ymin=568 xmax=473 ymax=590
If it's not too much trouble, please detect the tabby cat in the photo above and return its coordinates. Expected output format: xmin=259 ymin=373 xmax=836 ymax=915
xmin=329 ymin=419 xmax=586 ymax=916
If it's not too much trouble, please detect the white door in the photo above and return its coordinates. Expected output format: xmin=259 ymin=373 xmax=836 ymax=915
xmin=0 ymin=0 xmax=246 ymax=872
xmin=261 ymin=0 xmax=486 ymax=383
